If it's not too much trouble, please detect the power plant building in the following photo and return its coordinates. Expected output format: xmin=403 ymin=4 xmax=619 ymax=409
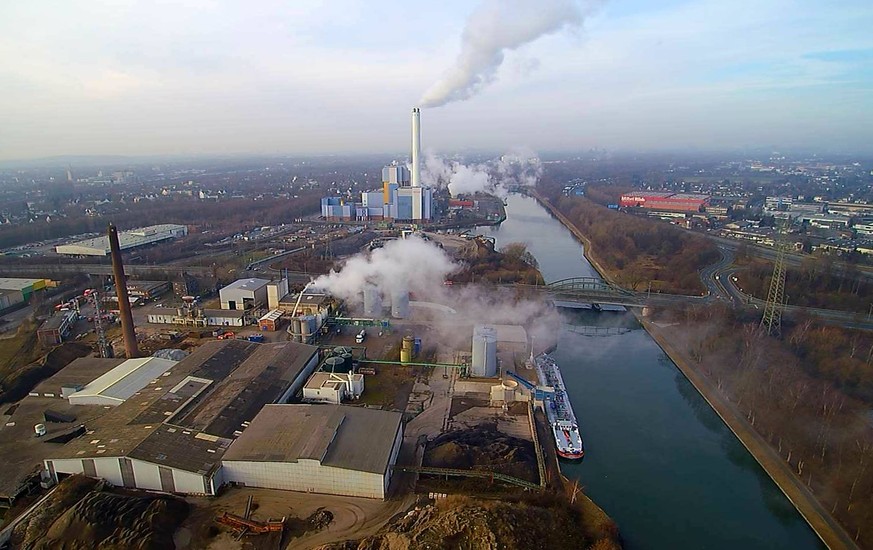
xmin=55 ymin=224 xmax=188 ymax=256
xmin=321 ymin=109 xmax=433 ymax=223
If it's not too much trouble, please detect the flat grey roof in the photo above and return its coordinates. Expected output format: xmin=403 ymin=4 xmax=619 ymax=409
xmin=223 ymin=404 xmax=402 ymax=474
xmin=222 ymin=278 xmax=270 ymax=293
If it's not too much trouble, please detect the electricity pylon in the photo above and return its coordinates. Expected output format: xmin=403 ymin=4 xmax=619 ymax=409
xmin=760 ymin=224 xmax=788 ymax=337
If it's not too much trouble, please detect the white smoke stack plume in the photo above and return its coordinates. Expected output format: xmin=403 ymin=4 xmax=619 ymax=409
xmin=420 ymin=0 xmax=595 ymax=108
xmin=412 ymin=108 xmax=422 ymax=187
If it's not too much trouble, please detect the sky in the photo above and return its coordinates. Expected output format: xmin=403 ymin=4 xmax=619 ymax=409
xmin=1 ymin=0 xmax=872 ymax=161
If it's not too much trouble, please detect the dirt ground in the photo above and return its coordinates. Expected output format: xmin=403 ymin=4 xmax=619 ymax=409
xmin=178 ymin=486 xmax=416 ymax=550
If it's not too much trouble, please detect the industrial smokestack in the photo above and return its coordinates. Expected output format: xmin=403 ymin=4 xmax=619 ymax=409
xmin=411 ymin=107 xmax=421 ymax=188
xmin=108 ymin=224 xmax=140 ymax=358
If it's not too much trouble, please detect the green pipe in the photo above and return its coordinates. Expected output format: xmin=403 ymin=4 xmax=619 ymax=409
xmin=357 ymin=359 xmax=467 ymax=369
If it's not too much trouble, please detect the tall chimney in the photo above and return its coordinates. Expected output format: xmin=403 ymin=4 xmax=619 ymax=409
xmin=108 ymin=224 xmax=140 ymax=358
xmin=411 ymin=107 xmax=421 ymax=188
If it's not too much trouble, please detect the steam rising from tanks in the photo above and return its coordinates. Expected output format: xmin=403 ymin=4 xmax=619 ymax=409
xmin=311 ymin=236 xmax=560 ymax=353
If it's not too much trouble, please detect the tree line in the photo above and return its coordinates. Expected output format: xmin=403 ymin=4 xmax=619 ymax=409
xmin=554 ymin=196 xmax=720 ymax=294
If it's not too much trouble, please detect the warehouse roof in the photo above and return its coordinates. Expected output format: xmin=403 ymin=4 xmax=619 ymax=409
xmin=221 ymin=278 xmax=270 ymax=293
xmin=55 ymin=224 xmax=186 ymax=256
xmin=223 ymin=404 xmax=402 ymax=474
xmin=0 ymin=278 xmax=42 ymax=291
xmin=67 ymin=357 xmax=179 ymax=405
xmin=46 ymin=341 xmax=320 ymax=475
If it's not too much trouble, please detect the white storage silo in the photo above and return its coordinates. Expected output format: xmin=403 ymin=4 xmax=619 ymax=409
xmin=391 ymin=289 xmax=410 ymax=319
xmin=363 ymin=285 xmax=382 ymax=318
xmin=471 ymin=326 xmax=497 ymax=377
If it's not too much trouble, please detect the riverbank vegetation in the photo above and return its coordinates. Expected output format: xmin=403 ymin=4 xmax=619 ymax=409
xmin=551 ymin=196 xmax=718 ymax=294
xmin=451 ymin=239 xmax=544 ymax=285
xmin=651 ymin=306 xmax=873 ymax=545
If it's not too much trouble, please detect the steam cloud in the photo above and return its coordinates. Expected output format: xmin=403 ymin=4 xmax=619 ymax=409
xmin=313 ymin=235 xmax=561 ymax=353
xmin=420 ymin=0 xmax=593 ymax=108
xmin=420 ymin=147 xmax=543 ymax=197
xmin=313 ymin=236 xmax=457 ymax=302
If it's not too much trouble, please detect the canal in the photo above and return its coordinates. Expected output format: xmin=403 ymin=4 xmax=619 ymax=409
xmin=476 ymin=194 xmax=823 ymax=549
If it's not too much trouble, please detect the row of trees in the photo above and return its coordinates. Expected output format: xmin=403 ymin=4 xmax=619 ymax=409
xmin=656 ymin=305 xmax=873 ymax=545
xmin=554 ymin=196 xmax=720 ymax=294
xmin=736 ymin=254 xmax=872 ymax=313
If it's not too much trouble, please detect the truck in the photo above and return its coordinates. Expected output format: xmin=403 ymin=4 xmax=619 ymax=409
xmin=355 ymin=329 xmax=366 ymax=344
xmin=247 ymin=334 xmax=265 ymax=343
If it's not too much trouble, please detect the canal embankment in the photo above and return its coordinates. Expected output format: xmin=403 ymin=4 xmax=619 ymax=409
xmin=529 ymin=189 xmax=856 ymax=550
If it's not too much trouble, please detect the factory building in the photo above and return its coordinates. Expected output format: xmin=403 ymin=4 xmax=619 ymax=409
xmin=266 ymin=279 xmax=289 ymax=310
xmin=321 ymin=109 xmax=433 ymax=223
xmin=219 ymin=278 xmax=270 ymax=310
xmin=302 ymin=372 xmax=364 ymax=404
xmin=37 ymin=310 xmax=78 ymax=346
xmin=45 ymin=340 xmax=321 ymax=495
xmin=619 ymin=192 xmax=710 ymax=213
xmin=221 ymin=404 xmax=403 ymax=499
xmin=55 ymin=224 xmax=187 ymax=256
xmin=66 ymin=357 xmax=179 ymax=406
xmin=0 ymin=277 xmax=50 ymax=303
xmin=147 ymin=308 xmax=247 ymax=327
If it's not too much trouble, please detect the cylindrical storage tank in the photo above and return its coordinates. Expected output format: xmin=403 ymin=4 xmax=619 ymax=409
xmin=290 ymin=317 xmax=303 ymax=343
xmin=34 ymin=423 xmax=47 ymax=437
xmin=350 ymin=374 xmax=364 ymax=398
xmin=400 ymin=348 xmax=412 ymax=364
xmin=334 ymin=346 xmax=352 ymax=356
xmin=391 ymin=289 xmax=410 ymax=319
xmin=402 ymin=335 xmax=414 ymax=351
xmin=341 ymin=353 xmax=353 ymax=370
xmin=471 ymin=326 xmax=497 ymax=377
xmin=301 ymin=315 xmax=315 ymax=343
xmin=324 ymin=356 xmax=345 ymax=373
xmin=363 ymin=285 xmax=382 ymax=318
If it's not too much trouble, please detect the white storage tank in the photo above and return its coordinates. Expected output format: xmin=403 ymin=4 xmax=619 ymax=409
xmin=391 ymin=289 xmax=410 ymax=319
xmin=471 ymin=326 xmax=497 ymax=377
xmin=363 ymin=285 xmax=382 ymax=318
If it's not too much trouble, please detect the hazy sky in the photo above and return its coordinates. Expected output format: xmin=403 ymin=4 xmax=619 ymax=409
xmin=2 ymin=0 xmax=872 ymax=161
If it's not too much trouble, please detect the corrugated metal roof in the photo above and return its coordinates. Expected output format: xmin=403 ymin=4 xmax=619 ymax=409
xmin=67 ymin=357 xmax=178 ymax=404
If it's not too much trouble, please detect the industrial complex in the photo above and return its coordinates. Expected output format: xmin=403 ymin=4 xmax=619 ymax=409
xmin=321 ymin=109 xmax=434 ymax=222
xmin=55 ymin=224 xmax=188 ymax=256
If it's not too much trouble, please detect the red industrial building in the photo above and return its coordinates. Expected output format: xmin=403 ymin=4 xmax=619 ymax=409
xmin=620 ymin=191 xmax=710 ymax=213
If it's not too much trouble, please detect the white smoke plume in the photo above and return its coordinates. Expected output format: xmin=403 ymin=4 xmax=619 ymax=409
xmin=313 ymin=236 xmax=459 ymax=305
xmin=420 ymin=148 xmax=543 ymax=197
xmin=312 ymin=234 xmax=562 ymax=353
xmin=420 ymin=0 xmax=594 ymax=108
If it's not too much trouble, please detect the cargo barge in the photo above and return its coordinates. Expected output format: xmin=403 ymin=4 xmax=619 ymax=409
xmin=534 ymin=353 xmax=584 ymax=459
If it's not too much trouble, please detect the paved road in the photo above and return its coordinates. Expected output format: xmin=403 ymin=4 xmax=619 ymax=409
xmin=709 ymin=235 xmax=873 ymax=280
